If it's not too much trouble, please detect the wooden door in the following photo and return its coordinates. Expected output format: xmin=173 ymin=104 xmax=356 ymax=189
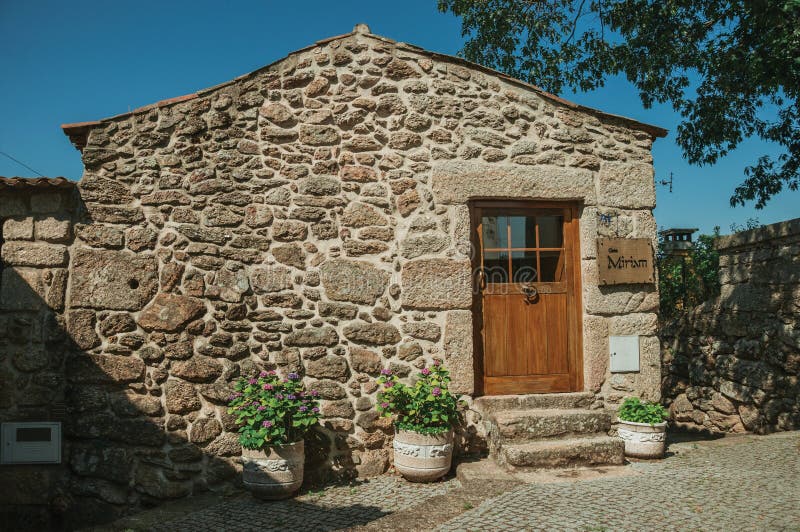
xmin=474 ymin=202 xmax=583 ymax=395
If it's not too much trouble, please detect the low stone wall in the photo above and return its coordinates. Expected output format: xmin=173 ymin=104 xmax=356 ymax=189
xmin=661 ymin=218 xmax=800 ymax=434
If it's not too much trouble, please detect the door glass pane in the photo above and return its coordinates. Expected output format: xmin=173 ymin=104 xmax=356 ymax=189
xmin=509 ymin=216 xmax=537 ymax=248
xmin=538 ymin=216 xmax=563 ymax=248
xmin=540 ymin=250 xmax=564 ymax=282
xmin=482 ymin=216 xmax=508 ymax=249
xmin=483 ymin=250 xmax=509 ymax=283
xmin=511 ymin=251 xmax=538 ymax=282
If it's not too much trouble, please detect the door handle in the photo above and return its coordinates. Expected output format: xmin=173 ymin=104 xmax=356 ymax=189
xmin=521 ymin=284 xmax=538 ymax=300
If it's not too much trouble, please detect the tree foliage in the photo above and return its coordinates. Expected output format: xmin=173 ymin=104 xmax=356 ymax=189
xmin=657 ymin=228 xmax=721 ymax=319
xmin=438 ymin=0 xmax=800 ymax=208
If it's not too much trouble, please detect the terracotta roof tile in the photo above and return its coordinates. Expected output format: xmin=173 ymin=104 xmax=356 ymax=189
xmin=0 ymin=176 xmax=75 ymax=190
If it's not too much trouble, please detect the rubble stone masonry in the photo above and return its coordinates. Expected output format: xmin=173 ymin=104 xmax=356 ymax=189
xmin=662 ymin=218 xmax=800 ymax=434
xmin=0 ymin=26 xmax=662 ymax=527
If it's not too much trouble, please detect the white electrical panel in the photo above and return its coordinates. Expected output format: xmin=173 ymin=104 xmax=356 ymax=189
xmin=609 ymin=335 xmax=640 ymax=373
xmin=1 ymin=422 xmax=61 ymax=464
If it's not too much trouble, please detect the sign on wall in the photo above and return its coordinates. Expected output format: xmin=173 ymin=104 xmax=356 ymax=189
xmin=597 ymin=238 xmax=654 ymax=285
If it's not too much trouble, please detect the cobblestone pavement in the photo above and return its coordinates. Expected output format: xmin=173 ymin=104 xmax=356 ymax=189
xmin=436 ymin=431 xmax=800 ymax=531
xmin=106 ymin=432 xmax=800 ymax=532
xmin=146 ymin=475 xmax=459 ymax=532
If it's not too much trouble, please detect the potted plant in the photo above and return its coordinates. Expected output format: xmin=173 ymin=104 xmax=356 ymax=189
xmin=616 ymin=397 xmax=669 ymax=458
xmin=227 ymin=370 xmax=320 ymax=499
xmin=376 ymin=361 xmax=461 ymax=482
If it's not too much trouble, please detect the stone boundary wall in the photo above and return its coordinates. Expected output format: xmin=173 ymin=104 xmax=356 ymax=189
xmin=662 ymin=218 xmax=800 ymax=434
xmin=1 ymin=27 xmax=660 ymax=527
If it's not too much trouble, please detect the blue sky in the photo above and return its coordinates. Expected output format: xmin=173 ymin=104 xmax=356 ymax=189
xmin=1 ymin=0 xmax=796 ymax=235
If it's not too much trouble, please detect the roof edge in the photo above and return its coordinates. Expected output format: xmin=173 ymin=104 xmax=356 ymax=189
xmin=62 ymin=26 xmax=667 ymax=151
xmin=0 ymin=176 xmax=76 ymax=190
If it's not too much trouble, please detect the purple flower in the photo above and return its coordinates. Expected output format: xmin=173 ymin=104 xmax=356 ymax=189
xmin=259 ymin=370 xmax=268 ymax=378
xmin=432 ymin=387 xmax=441 ymax=396
xmin=248 ymin=378 xmax=257 ymax=385
xmin=299 ymin=406 xmax=308 ymax=412
xmin=262 ymin=420 xmax=273 ymax=428
xmin=421 ymin=368 xmax=431 ymax=376
xmin=258 ymin=405 xmax=266 ymax=411
xmin=312 ymin=407 xmax=320 ymax=413
xmin=263 ymin=383 xmax=273 ymax=390
xmin=310 ymin=390 xmax=319 ymax=397
xmin=286 ymin=394 xmax=296 ymax=400
xmin=287 ymin=372 xmax=300 ymax=380
xmin=251 ymin=401 xmax=260 ymax=407
xmin=380 ymin=368 xmax=392 ymax=376
xmin=381 ymin=402 xmax=389 ymax=409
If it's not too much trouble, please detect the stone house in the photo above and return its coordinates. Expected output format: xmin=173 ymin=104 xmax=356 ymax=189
xmin=0 ymin=25 xmax=665 ymax=527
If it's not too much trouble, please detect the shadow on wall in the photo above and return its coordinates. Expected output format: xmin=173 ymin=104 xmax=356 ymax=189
xmin=660 ymin=219 xmax=800 ymax=435
xmin=0 ymin=190 xmax=363 ymax=530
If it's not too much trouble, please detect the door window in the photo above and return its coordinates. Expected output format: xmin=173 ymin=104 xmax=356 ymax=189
xmin=480 ymin=213 xmax=564 ymax=283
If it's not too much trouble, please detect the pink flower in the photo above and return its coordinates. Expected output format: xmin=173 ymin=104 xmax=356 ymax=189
xmin=262 ymin=420 xmax=273 ymax=428
xmin=384 ymin=381 xmax=394 ymax=388
xmin=432 ymin=387 xmax=441 ymax=396
xmin=421 ymin=368 xmax=431 ymax=376
xmin=259 ymin=370 xmax=268 ymax=378
xmin=381 ymin=402 xmax=389 ymax=409
xmin=380 ymin=368 xmax=392 ymax=375
xmin=248 ymin=378 xmax=257 ymax=385
xmin=263 ymin=384 xmax=273 ymax=390
xmin=433 ymin=359 xmax=441 ymax=367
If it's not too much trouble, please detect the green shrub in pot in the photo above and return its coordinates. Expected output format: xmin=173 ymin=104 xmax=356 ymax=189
xmin=616 ymin=397 xmax=669 ymax=459
xmin=376 ymin=361 xmax=462 ymax=481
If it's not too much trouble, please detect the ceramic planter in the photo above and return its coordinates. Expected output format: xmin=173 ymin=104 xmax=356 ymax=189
xmin=393 ymin=429 xmax=453 ymax=482
xmin=241 ymin=440 xmax=304 ymax=499
xmin=617 ymin=419 xmax=667 ymax=458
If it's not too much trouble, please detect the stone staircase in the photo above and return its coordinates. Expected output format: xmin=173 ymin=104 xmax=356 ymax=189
xmin=474 ymin=392 xmax=624 ymax=470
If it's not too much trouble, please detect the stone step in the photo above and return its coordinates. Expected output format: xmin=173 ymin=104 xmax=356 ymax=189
xmin=474 ymin=392 xmax=595 ymax=415
xmin=500 ymin=435 xmax=625 ymax=469
xmin=490 ymin=408 xmax=613 ymax=441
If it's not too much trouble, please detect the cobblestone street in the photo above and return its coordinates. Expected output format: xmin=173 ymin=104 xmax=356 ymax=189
xmin=436 ymin=431 xmax=800 ymax=531
xmin=104 ymin=431 xmax=800 ymax=532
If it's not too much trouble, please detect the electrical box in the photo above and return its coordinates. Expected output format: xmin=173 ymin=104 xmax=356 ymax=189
xmin=1 ymin=422 xmax=61 ymax=464
xmin=609 ymin=335 xmax=640 ymax=373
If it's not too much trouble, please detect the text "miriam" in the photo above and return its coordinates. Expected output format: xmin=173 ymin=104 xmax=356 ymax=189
xmin=608 ymin=256 xmax=649 ymax=269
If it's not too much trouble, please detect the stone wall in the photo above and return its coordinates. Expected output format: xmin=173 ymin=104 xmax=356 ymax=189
xmin=0 ymin=185 xmax=77 ymax=529
xmin=1 ymin=25 xmax=661 ymax=527
xmin=662 ymin=218 xmax=800 ymax=434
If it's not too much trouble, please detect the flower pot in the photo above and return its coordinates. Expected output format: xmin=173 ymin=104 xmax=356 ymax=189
xmin=241 ymin=440 xmax=304 ymax=499
xmin=393 ymin=429 xmax=453 ymax=482
xmin=617 ymin=419 xmax=667 ymax=458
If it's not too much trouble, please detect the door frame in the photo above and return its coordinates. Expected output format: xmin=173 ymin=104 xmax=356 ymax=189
xmin=470 ymin=200 xmax=584 ymax=396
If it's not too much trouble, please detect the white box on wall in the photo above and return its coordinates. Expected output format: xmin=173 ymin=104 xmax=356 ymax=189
xmin=1 ymin=422 xmax=61 ymax=464
xmin=609 ymin=335 xmax=640 ymax=373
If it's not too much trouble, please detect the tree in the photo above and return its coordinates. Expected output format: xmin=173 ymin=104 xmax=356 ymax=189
xmin=657 ymin=228 xmax=720 ymax=319
xmin=438 ymin=0 xmax=800 ymax=208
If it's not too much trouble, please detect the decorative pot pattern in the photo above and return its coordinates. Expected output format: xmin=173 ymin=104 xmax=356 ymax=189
xmin=241 ymin=440 xmax=304 ymax=499
xmin=617 ymin=419 xmax=667 ymax=458
xmin=393 ymin=429 xmax=453 ymax=482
